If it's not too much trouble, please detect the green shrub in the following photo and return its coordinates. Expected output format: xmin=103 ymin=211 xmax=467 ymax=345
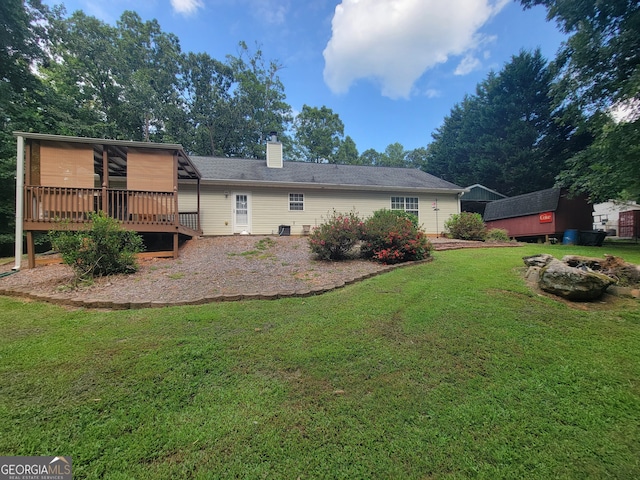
xmin=444 ymin=212 xmax=487 ymax=241
xmin=361 ymin=209 xmax=432 ymax=264
xmin=308 ymin=210 xmax=364 ymax=260
xmin=486 ymin=228 xmax=510 ymax=242
xmin=49 ymin=211 xmax=144 ymax=282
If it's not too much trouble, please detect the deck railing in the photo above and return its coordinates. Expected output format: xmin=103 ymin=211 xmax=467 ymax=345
xmin=24 ymin=186 xmax=199 ymax=232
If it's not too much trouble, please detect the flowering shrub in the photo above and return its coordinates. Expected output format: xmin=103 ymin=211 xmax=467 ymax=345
xmin=444 ymin=212 xmax=487 ymax=241
xmin=361 ymin=209 xmax=431 ymax=264
xmin=308 ymin=210 xmax=364 ymax=260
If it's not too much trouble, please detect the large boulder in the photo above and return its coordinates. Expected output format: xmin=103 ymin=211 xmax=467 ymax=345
xmin=538 ymin=259 xmax=616 ymax=301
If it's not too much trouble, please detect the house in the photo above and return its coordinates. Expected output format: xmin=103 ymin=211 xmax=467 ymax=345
xmin=13 ymin=132 xmax=202 ymax=269
xmin=178 ymin=138 xmax=466 ymax=236
xmin=461 ymin=184 xmax=507 ymax=215
xmin=483 ymin=187 xmax=593 ymax=241
xmin=592 ymin=201 xmax=640 ymax=236
xmin=13 ymin=133 xmax=466 ymax=269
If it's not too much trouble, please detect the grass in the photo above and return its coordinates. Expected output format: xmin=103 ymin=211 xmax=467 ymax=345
xmin=227 ymin=237 xmax=277 ymax=260
xmin=0 ymin=243 xmax=639 ymax=479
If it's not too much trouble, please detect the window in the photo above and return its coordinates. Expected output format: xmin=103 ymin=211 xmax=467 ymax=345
xmin=391 ymin=196 xmax=419 ymax=216
xmin=289 ymin=193 xmax=304 ymax=211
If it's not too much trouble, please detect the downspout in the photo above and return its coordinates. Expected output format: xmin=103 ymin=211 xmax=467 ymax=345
xmin=13 ymin=135 xmax=24 ymax=270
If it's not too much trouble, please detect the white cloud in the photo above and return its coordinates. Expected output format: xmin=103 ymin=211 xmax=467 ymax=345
xmin=171 ymin=0 xmax=204 ymax=16
xmin=454 ymin=54 xmax=481 ymax=75
xmin=323 ymin=0 xmax=509 ymax=99
xmin=251 ymin=0 xmax=289 ymax=25
xmin=423 ymin=88 xmax=441 ymax=99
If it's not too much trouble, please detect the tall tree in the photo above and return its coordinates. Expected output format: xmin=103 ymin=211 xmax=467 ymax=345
xmin=116 ymin=11 xmax=183 ymax=142
xmin=226 ymin=42 xmax=292 ymax=158
xmin=379 ymin=142 xmax=406 ymax=167
xmin=358 ymin=148 xmax=382 ymax=166
xmin=520 ymin=0 xmax=640 ymax=201
xmin=293 ymin=105 xmax=344 ymax=163
xmin=426 ymin=50 xmax=573 ymax=196
xmin=178 ymin=52 xmax=234 ymax=156
xmin=335 ymin=135 xmax=359 ymax=164
xmin=0 ymin=0 xmax=55 ymax=249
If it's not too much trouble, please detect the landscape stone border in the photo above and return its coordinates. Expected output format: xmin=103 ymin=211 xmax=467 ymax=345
xmin=0 ymin=258 xmax=434 ymax=310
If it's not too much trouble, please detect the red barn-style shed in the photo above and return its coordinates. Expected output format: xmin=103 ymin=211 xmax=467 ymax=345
xmin=483 ymin=188 xmax=593 ymax=241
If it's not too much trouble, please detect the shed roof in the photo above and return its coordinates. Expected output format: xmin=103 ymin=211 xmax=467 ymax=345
xmin=483 ymin=187 xmax=561 ymax=221
xmin=191 ymin=156 xmax=465 ymax=193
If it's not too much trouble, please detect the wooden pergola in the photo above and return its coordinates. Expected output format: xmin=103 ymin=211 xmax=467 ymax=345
xmin=14 ymin=132 xmax=202 ymax=269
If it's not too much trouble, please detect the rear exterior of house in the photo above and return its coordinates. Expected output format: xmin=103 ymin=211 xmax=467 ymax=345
xmin=178 ymin=140 xmax=466 ymax=237
xmin=484 ymin=188 xmax=593 ymax=241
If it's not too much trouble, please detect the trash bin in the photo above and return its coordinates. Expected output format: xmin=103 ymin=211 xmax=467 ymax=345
xmin=579 ymin=230 xmax=607 ymax=246
xmin=562 ymin=229 xmax=579 ymax=245
xmin=278 ymin=225 xmax=290 ymax=236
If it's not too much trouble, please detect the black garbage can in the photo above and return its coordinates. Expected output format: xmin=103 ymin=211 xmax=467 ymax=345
xmin=579 ymin=230 xmax=607 ymax=246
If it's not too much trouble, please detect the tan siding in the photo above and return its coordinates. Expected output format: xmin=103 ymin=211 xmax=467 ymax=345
xmin=193 ymin=185 xmax=461 ymax=236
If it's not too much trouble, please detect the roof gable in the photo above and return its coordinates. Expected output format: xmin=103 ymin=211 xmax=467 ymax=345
xmin=191 ymin=156 xmax=464 ymax=192
xmin=463 ymin=184 xmax=507 ymax=201
xmin=483 ymin=188 xmax=561 ymax=221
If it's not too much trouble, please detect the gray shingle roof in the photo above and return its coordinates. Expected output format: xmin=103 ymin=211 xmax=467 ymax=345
xmin=191 ymin=156 xmax=465 ymax=192
xmin=483 ymin=187 xmax=561 ymax=221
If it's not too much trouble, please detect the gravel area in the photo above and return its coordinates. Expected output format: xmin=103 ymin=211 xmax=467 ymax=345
xmin=0 ymin=236 xmax=388 ymax=305
xmin=0 ymin=236 xmax=519 ymax=307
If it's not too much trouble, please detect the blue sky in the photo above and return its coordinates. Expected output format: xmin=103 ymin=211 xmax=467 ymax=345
xmin=44 ymin=0 xmax=566 ymax=154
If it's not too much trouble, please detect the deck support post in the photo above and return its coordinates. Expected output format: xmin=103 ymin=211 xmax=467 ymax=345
xmin=26 ymin=231 xmax=35 ymax=269
xmin=173 ymin=232 xmax=179 ymax=259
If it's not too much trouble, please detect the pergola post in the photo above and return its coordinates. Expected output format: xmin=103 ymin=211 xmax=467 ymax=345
xmin=13 ymin=135 xmax=24 ymax=270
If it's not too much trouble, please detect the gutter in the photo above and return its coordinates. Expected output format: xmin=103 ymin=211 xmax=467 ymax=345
xmin=198 ymin=178 xmax=466 ymax=195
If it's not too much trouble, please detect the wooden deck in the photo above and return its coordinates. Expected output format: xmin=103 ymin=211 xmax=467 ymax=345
xmin=24 ymin=186 xmax=200 ymax=236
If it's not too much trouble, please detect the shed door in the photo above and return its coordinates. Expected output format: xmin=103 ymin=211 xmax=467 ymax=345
xmin=233 ymin=193 xmax=251 ymax=233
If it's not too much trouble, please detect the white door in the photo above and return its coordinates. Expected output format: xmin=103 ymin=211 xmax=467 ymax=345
xmin=233 ymin=193 xmax=251 ymax=233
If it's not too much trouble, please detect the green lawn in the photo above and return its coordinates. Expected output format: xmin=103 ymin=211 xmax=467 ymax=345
xmin=1 ymin=243 xmax=638 ymax=479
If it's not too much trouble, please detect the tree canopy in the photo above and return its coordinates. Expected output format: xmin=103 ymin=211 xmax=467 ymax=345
xmin=520 ymin=0 xmax=640 ymax=201
xmin=426 ymin=50 xmax=581 ymax=196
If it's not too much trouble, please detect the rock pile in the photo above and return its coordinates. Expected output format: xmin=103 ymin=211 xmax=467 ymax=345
xmin=523 ymin=254 xmax=640 ymax=301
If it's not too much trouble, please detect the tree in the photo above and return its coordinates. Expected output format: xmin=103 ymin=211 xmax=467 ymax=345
xmin=379 ymin=142 xmax=406 ymax=167
xmin=0 ymin=0 xmax=55 ymax=250
xmin=556 ymin=116 xmax=640 ymax=201
xmin=45 ymin=11 xmax=124 ymax=138
xmin=225 ymin=42 xmax=292 ymax=158
xmin=519 ymin=0 xmax=640 ymax=201
xmin=358 ymin=148 xmax=382 ymax=166
xmin=178 ymin=52 xmax=234 ymax=156
xmin=520 ymin=0 xmax=639 ymax=113
xmin=426 ymin=50 xmax=574 ymax=196
xmin=405 ymin=147 xmax=429 ymax=170
xmin=115 ymin=11 xmax=183 ymax=143
xmin=293 ymin=105 xmax=344 ymax=163
xmin=335 ymin=135 xmax=359 ymax=164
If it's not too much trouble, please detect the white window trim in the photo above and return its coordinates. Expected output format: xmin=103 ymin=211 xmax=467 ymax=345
xmin=391 ymin=196 xmax=419 ymax=216
xmin=289 ymin=193 xmax=304 ymax=211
